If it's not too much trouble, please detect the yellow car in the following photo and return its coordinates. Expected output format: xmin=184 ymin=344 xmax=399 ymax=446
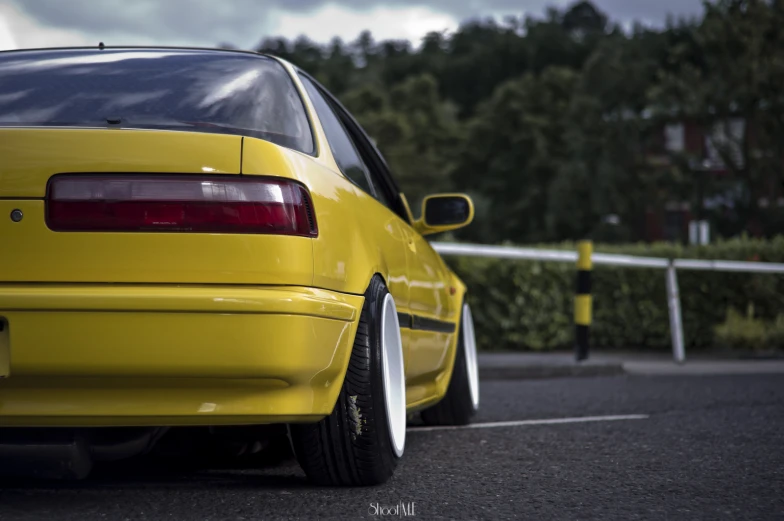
xmin=0 ymin=47 xmax=480 ymax=485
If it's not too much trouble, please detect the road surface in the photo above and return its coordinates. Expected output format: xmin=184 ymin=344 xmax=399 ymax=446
xmin=1 ymin=373 xmax=782 ymax=520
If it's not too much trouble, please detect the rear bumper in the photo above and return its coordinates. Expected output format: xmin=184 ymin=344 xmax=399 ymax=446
xmin=0 ymin=285 xmax=364 ymax=427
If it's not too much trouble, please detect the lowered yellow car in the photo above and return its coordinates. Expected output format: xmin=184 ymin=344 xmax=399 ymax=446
xmin=0 ymin=47 xmax=479 ymax=485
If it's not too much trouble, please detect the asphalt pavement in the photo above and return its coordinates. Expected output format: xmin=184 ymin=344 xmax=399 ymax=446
xmin=1 ymin=372 xmax=783 ymax=520
xmin=478 ymin=350 xmax=784 ymax=379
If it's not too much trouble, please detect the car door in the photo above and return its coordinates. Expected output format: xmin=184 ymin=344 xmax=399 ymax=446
xmin=396 ymin=209 xmax=459 ymax=401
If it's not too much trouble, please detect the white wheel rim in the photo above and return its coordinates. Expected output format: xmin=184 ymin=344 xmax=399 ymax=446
xmin=381 ymin=294 xmax=406 ymax=457
xmin=462 ymin=303 xmax=480 ymax=410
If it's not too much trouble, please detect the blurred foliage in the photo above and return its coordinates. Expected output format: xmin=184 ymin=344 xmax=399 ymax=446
xmin=714 ymin=307 xmax=784 ymax=351
xmin=240 ymin=3 xmax=784 ymax=351
xmin=650 ymin=0 xmax=784 ymax=236
xmin=249 ymin=0 xmax=784 ymax=243
xmin=445 ymin=237 xmax=784 ymax=351
xmin=341 ymin=74 xmax=462 ymax=209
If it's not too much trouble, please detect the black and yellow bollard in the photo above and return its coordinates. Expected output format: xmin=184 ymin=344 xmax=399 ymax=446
xmin=575 ymin=241 xmax=592 ymax=361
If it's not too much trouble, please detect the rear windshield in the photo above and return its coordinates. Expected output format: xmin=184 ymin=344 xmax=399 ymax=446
xmin=0 ymin=49 xmax=314 ymax=154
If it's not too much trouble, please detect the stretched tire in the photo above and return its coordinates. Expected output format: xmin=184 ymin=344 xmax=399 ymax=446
xmin=289 ymin=276 xmax=406 ymax=486
xmin=421 ymin=302 xmax=480 ymax=426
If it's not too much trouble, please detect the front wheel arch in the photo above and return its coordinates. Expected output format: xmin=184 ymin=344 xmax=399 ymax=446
xmin=421 ymin=300 xmax=480 ymax=426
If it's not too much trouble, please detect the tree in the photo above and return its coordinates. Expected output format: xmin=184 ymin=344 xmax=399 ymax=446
xmin=342 ymin=74 xmax=461 ymax=209
xmin=650 ymin=0 xmax=784 ymax=237
xmin=454 ymin=68 xmax=578 ymax=243
xmin=237 ymin=0 xmax=783 ymax=243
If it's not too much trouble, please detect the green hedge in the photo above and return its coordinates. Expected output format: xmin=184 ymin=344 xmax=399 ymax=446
xmin=446 ymin=237 xmax=784 ymax=351
xmin=714 ymin=308 xmax=784 ymax=351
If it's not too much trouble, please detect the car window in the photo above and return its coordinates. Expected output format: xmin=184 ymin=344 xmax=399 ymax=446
xmin=0 ymin=49 xmax=314 ymax=154
xmin=298 ymin=75 xmax=375 ymax=196
xmin=338 ymin=126 xmax=392 ymax=208
xmin=334 ymin=113 xmax=394 ymax=210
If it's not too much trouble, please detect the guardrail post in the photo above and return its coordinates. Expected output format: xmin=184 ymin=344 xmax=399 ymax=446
xmin=575 ymin=241 xmax=593 ymax=361
xmin=666 ymin=261 xmax=686 ymax=364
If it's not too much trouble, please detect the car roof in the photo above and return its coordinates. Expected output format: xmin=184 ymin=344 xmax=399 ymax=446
xmin=0 ymin=45 xmax=276 ymax=61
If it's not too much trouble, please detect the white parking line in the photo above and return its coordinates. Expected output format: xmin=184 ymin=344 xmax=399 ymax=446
xmin=408 ymin=414 xmax=649 ymax=432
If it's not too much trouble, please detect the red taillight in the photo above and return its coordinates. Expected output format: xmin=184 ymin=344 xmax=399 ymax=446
xmin=47 ymin=175 xmax=317 ymax=237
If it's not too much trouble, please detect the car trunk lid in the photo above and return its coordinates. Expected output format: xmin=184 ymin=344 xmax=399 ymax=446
xmin=0 ymin=128 xmax=314 ymax=285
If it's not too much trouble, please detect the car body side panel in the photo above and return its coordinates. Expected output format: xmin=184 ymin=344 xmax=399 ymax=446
xmin=270 ymin=58 xmax=468 ymax=409
xmin=254 ymin=146 xmax=465 ymax=410
xmin=404 ymin=273 xmax=467 ymax=412
xmin=405 ymin=233 xmax=460 ymax=322
xmin=242 ymin=136 xmax=411 ymax=314
xmin=404 ymin=329 xmax=455 ymax=408
xmin=402 ymin=229 xmax=463 ymax=392
xmin=241 ymin=109 xmax=457 ymax=410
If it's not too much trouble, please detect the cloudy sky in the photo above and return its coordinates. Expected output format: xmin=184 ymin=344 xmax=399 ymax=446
xmin=0 ymin=0 xmax=704 ymax=52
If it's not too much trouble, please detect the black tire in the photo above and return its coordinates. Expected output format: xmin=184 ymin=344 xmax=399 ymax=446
xmin=421 ymin=302 xmax=479 ymax=426
xmin=289 ymin=276 xmax=404 ymax=486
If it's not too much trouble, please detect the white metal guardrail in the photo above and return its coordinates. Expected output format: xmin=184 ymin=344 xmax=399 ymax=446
xmin=433 ymin=242 xmax=784 ymax=363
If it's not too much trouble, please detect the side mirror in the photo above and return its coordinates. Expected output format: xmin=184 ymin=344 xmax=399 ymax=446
xmin=414 ymin=194 xmax=474 ymax=236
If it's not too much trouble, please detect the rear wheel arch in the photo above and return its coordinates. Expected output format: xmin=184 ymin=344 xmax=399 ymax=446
xmin=289 ymin=275 xmax=406 ymax=486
